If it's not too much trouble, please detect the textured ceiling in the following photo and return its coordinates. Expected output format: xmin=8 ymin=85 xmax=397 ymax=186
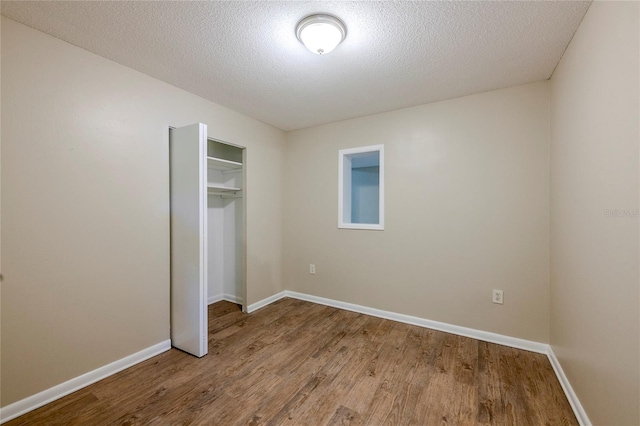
xmin=1 ymin=1 xmax=590 ymax=131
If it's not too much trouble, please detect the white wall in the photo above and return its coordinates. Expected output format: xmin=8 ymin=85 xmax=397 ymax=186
xmin=207 ymin=195 xmax=225 ymax=300
xmin=207 ymin=196 xmax=243 ymax=304
xmin=1 ymin=17 xmax=286 ymax=406
xmin=206 ymin=167 xmax=244 ymax=304
xmin=223 ymin=197 xmax=243 ymax=302
xmin=549 ymin=2 xmax=639 ymax=425
xmin=285 ymin=81 xmax=551 ymax=343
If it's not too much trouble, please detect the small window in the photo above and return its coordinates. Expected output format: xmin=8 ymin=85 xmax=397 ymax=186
xmin=338 ymin=145 xmax=384 ymax=230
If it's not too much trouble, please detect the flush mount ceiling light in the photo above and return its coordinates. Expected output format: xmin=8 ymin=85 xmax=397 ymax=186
xmin=296 ymin=14 xmax=347 ymax=55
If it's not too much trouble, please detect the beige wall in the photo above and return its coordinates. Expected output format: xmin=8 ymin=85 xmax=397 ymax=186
xmin=285 ymin=81 xmax=551 ymax=343
xmin=0 ymin=17 xmax=285 ymax=406
xmin=549 ymin=2 xmax=639 ymax=425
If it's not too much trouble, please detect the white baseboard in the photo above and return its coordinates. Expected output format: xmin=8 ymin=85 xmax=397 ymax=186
xmin=0 ymin=340 xmax=171 ymax=424
xmin=208 ymin=294 xmax=224 ymax=305
xmin=547 ymin=347 xmax=591 ymax=426
xmin=247 ymin=290 xmax=547 ymax=352
xmin=247 ymin=290 xmax=286 ymax=313
xmin=247 ymin=289 xmax=587 ymax=424
xmin=222 ymin=293 xmax=243 ymax=304
xmin=208 ymin=293 xmax=244 ymax=305
xmin=284 ymin=291 xmax=548 ymax=353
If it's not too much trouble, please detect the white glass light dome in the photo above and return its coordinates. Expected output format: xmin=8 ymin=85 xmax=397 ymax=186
xmin=296 ymin=14 xmax=347 ymax=55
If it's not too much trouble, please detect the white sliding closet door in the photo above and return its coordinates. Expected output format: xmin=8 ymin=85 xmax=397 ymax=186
xmin=169 ymin=123 xmax=208 ymax=357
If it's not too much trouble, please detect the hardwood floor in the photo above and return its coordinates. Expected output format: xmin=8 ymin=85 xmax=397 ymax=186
xmin=6 ymin=298 xmax=577 ymax=425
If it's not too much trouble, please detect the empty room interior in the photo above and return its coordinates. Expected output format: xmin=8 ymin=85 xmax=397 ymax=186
xmin=1 ymin=1 xmax=638 ymax=425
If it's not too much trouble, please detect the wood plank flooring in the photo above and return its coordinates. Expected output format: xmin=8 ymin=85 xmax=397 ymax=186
xmin=6 ymin=298 xmax=577 ymax=425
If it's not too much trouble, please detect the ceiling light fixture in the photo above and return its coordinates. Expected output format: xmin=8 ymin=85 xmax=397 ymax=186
xmin=296 ymin=14 xmax=346 ymax=55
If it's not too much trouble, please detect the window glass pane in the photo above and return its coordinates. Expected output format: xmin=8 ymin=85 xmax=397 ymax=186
xmin=352 ymin=165 xmax=379 ymax=223
xmin=338 ymin=145 xmax=384 ymax=230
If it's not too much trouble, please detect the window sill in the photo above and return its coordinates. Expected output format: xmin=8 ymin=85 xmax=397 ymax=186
xmin=338 ymin=223 xmax=384 ymax=231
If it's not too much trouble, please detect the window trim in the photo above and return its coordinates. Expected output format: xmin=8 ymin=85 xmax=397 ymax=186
xmin=338 ymin=144 xmax=385 ymax=230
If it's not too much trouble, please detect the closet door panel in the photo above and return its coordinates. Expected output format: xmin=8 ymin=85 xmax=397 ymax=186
xmin=169 ymin=123 xmax=208 ymax=357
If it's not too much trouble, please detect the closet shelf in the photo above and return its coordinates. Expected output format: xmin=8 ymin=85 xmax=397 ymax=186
xmin=207 ymin=156 xmax=242 ymax=171
xmin=207 ymin=183 xmax=242 ymax=195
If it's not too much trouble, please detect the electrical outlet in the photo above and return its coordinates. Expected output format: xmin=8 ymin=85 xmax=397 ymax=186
xmin=492 ymin=289 xmax=504 ymax=304
xmin=309 ymin=264 xmax=316 ymax=274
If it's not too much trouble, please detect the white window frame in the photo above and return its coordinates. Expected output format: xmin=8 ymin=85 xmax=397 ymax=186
xmin=338 ymin=144 xmax=385 ymax=230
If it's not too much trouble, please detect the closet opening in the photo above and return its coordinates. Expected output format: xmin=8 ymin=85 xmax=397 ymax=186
xmin=206 ymin=138 xmax=246 ymax=312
